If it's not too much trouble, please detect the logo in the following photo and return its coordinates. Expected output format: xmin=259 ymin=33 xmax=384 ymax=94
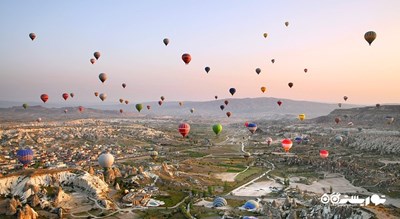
xmin=320 ymin=193 xmax=386 ymax=206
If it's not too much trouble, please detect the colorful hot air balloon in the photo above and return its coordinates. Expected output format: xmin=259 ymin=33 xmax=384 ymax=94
xmin=277 ymin=100 xmax=282 ymax=106
xmin=304 ymin=68 xmax=308 ymax=73
xmin=22 ymin=103 xmax=28 ymax=109
xmin=99 ymin=93 xmax=107 ymax=101
xmin=98 ymin=152 xmax=114 ymax=169
xmin=125 ymin=100 xmax=129 ymax=104
xmin=220 ymin=105 xmax=225 ymax=111
xmin=40 ymin=94 xmax=49 ymax=103
xmin=122 ymin=83 xmax=126 ymax=88
xmin=281 ymin=139 xmax=292 ymax=152
xmin=215 ymin=96 xmax=218 ymax=100
xmin=178 ymin=123 xmax=190 ymax=137
xmin=295 ymin=136 xmax=302 ymax=144
xmin=335 ymin=117 xmax=341 ymax=124
xmin=147 ymin=105 xmax=151 ymax=110
xmin=343 ymin=96 xmax=348 ymax=101
xmin=261 ymin=86 xmax=266 ymax=93
xmin=62 ymin=93 xmax=69 ymax=101
xmin=263 ymin=33 xmax=268 ymax=38
xmin=364 ymin=31 xmax=376 ymax=46
xmin=182 ymin=53 xmax=191 ymax=64
xmin=120 ymin=109 xmax=123 ymax=113
xmin=94 ymin=51 xmax=101 ymax=60
xmin=29 ymin=33 xmax=36 ymax=41
xmin=320 ymin=150 xmax=329 ymax=159
xmin=271 ymin=59 xmax=275 ymax=63
xmin=94 ymin=92 xmax=99 ymax=97
xmin=213 ymin=124 xmax=222 ymax=135
xmin=136 ymin=104 xmax=143 ymax=112
xmin=150 ymin=151 xmax=158 ymax=161
xmin=70 ymin=93 xmax=74 ymax=98
xmin=229 ymin=88 xmax=236 ymax=96
xmin=255 ymin=68 xmax=261 ymax=75
xmin=119 ymin=99 xmax=124 ymax=103
xmin=244 ymin=122 xmax=249 ymax=127
xmin=17 ymin=149 xmax=33 ymax=167
xmin=288 ymin=82 xmax=293 ymax=88
xmin=298 ymin=114 xmax=305 ymax=121
xmin=190 ymin=108 xmax=195 ymax=113
xmin=224 ymin=100 xmax=229 ymax=105
xmin=247 ymin=123 xmax=257 ymax=134
xmin=163 ymin=38 xmax=169 ymax=46
xmin=205 ymin=67 xmax=210 ymax=73
xmin=285 ymin=21 xmax=289 ymax=27
xmin=385 ymin=116 xmax=394 ymax=124
xmin=160 ymin=96 xmax=165 ymax=101
xmin=90 ymin=58 xmax=96 ymax=64
xmin=158 ymin=101 xmax=163 ymax=106
xmin=99 ymin=73 xmax=107 ymax=83
xmin=226 ymin=112 xmax=232 ymax=117
xmin=266 ymin=137 xmax=272 ymax=146
xmin=78 ymin=106 xmax=84 ymax=112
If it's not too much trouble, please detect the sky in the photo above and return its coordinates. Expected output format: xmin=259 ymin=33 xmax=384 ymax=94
xmin=0 ymin=0 xmax=399 ymax=105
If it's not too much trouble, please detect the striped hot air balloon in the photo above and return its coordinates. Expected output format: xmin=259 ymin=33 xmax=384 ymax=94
xmin=178 ymin=123 xmax=190 ymax=138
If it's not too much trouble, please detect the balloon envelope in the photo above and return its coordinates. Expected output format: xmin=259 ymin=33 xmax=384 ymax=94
xmin=22 ymin=103 xmax=28 ymax=109
xmin=298 ymin=114 xmax=305 ymax=121
xmin=261 ymin=86 xmax=266 ymax=93
xmin=182 ymin=53 xmax=191 ymax=64
xmin=229 ymin=88 xmax=236 ymax=96
xmin=17 ymin=149 xmax=34 ymax=166
xmin=288 ymin=82 xmax=293 ymax=88
xmin=62 ymin=93 xmax=69 ymax=101
xmin=29 ymin=33 xmax=36 ymax=41
xmin=320 ymin=150 xmax=329 ymax=158
xmin=99 ymin=93 xmax=107 ymax=101
xmin=247 ymin=123 xmax=257 ymax=134
xmin=281 ymin=139 xmax=293 ymax=152
xmin=364 ymin=31 xmax=377 ymax=46
xmin=178 ymin=123 xmax=190 ymax=137
xmin=205 ymin=67 xmax=210 ymax=73
xmin=94 ymin=51 xmax=101 ymax=60
xmin=136 ymin=104 xmax=143 ymax=112
xmin=40 ymin=94 xmax=49 ymax=103
xmin=163 ymin=38 xmax=169 ymax=46
xmin=98 ymin=152 xmax=114 ymax=168
xmin=226 ymin=112 xmax=232 ymax=117
xmin=212 ymin=124 xmax=222 ymax=135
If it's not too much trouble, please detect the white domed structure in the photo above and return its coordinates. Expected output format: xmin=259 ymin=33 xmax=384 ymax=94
xmin=98 ymin=152 xmax=114 ymax=168
xmin=213 ymin=197 xmax=227 ymax=207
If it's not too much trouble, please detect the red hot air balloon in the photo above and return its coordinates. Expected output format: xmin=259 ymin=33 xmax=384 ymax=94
xmin=244 ymin=122 xmax=249 ymax=127
xmin=90 ymin=58 xmax=96 ymax=64
xmin=320 ymin=150 xmax=329 ymax=158
xmin=335 ymin=117 xmax=341 ymax=124
xmin=281 ymin=139 xmax=293 ymax=152
xmin=40 ymin=94 xmax=49 ymax=103
xmin=304 ymin=68 xmax=308 ymax=73
xmin=343 ymin=96 xmax=348 ymax=101
xmin=62 ymin=93 xmax=69 ymax=101
xmin=226 ymin=112 xmax=232 ymax=117
xmin=120 ymin=109 xmax=123 ymax=113
xmin=78 ymin=106 xmax=84 ymax=112
xmin=178 ymin=123 xmax=190 ymax=137
xmin=158 ymin=101 xmax=163 ymax=106
xmin=288 ymin=82 xmax=293 ymax=88
xmin=182 ymin=53 xmax=191 ymax=64
xmin=125 ymin=100 xmax=129 ymax=104
xmin=277 ymin=100 xmax=282 ymax=106
xmin=147 ymin=105 xmax=151 ymax=110
xmin=94 ymin=92 xmax=99 ymax=97
xmin=224 ymin=100 xmax=229 ymax=105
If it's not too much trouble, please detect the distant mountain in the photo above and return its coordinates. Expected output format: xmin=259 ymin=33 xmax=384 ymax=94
xmin=0 ymin=98 xmax=361 ymax=122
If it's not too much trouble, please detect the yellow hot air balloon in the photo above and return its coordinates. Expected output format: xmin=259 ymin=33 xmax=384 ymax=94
xmin=364 ymin=31 xmax=376 ymax=46
xmin=263 ymin=33 xmax=268 ymax=38
xmin=298 ymin=114 xmax=305 ymax=121
xmin=261 ymin=86 xmax=266 ymax=93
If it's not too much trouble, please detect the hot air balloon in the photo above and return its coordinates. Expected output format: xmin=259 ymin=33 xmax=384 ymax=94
xmin=182 ymin=53 xmax=191 ymax=64
xmin=150 ymin=151 xmax=158 ymax=161
xmin=163 ymin=38 xmax=169 ymax=46
xmin=288 ymin=82 xmax=293 ymax=88
xmin=179 ymin=102 xmax=183 ymax=106
xmin=215 ymin=96 xmax=218 ymax=100
xmin=271 ymin=59 xmax=275 ymax=64
xmin=295 ymin=136 xmax=302 ymax=144
xmin=247 ymin=123 xmax=257 ymax=134
xmin=212 ymin=124 xmax=222 ymax=135
xmin=298 ymin=114 xmax=305 ymax=121
xmin=94 ymin=51 xmax=101 ymax=60
xmin=147 ymin=105 xmax=151 ymax=110
xmin=261 ymin=86 xmax=266 ymax=93
xmin=220 ymin=105 xmax=225 ymax=111
xmin=122 ymin=83 xmax=126 ymax=88
xmin=78 ymin=106 xmax=84 ymax=112
xmin=160 ymin=96 xmax=165 ymax=101
xmin=64 ymin=109 xmax=68 ymax=114
xmin=22 ymin=103 xmax=28 ymax=109
xmin=335 ymin=117 xmax=341 ymax=124
xmin=29 ymin=33 xmax=36 ymax=41
xmin=62 ymin=93 xmax=69 ymax=101
xmin=98 ymin=152 xmax=114 ymax=169
xmin=281 ymin=139 xmax=292 ymax=152
xmin=348 ymin=122 xmax=354 ymax=126
xmin=17 ymin=149 xmax=33 ymax=167
xmin=255 ymin=68 xmax=261 ymax=75
xmin=94 ymin=92 xmax=99 ymax=97
xmin=178 ymin=123 xmax=190 ymax=138
xmin=304 ymin=68 xmax=308 ymax=73
xmin=190 ymin=108 xmax=195 ymax=113
xmin=320 ymin=150 xmax=329 ymax=159
xmin=266 ymin=137 xmax=272 ymax=146
xmin=119 ymin=99 xmax=124 ymax=103
xmin=226 ymin=112 xmax=232 ymax=117
xmin=364 ymin=31 xmax=376 ymax=46
xmin=285 ymin=21 xmax=289 ymax=27
xmin=224 ymin=100 xmax=229 ymax=105
xmin=376 ymin=103 xmax=381 ymax=108
xmin=343 ymin=96 xmax=348 ymax=101
xmin=334 ymin=135 xmax=343 ymax=144
xmin=36 ymin=118 xmax=42 ymax=123
xmin=244 ymin=122 xmax=249 ymax=127
xmin=99 ymin=93 xmax=107 ymax=101
xmin=244 ymin=152 xmax=251 ymax=160
xmin=229 ymin=88 xmax=236 ymax=96
xmin=90 ymin=58 xmax=96 ymax=64
xmin=277 ymin=100 xmax=282 ymax=106
xmin=338 ymin=103 xmax=342 ymax=107
xmin=158 ymin=101 xmax=163 ymax=106
xmin=205 ymin=67 xmax=210 ymax=73
xmin=263 ymin=33 xmax=268 ymax=38
xmin=120 ymin=109 xmax=123 ymax=113
xmin=40 ymin=94 xmax=49 ymax=103
xmin=385 ymin=116 xmax=394 ymax=124
xmin=70 ymin=93 xmax=74 ymax=98
xmin=99 ymin=73 xmax=107 ymax=83
xmin=125 ymin=100 xmax=129 ymax=104
xmin=135 ymin=104 xmax=143 ymax=112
